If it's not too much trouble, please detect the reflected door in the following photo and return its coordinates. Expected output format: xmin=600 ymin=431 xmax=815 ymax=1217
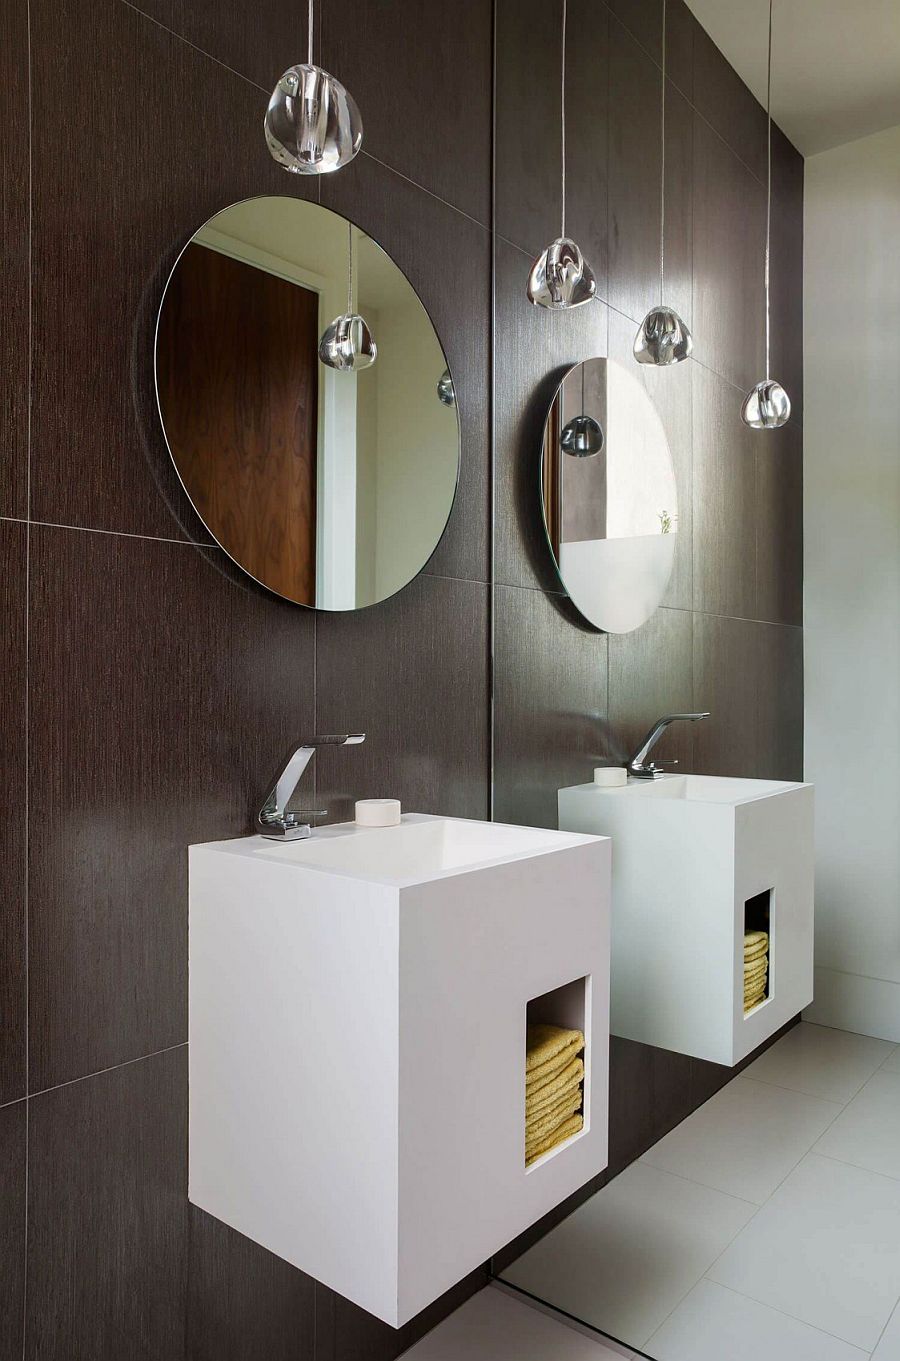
xmin=157 ymin=243 xmax=318 ymax=602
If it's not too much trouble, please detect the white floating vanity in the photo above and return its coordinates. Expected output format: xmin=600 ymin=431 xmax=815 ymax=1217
xmin=189 ymin=814 xmax=611 ymax=1327
xmin=558 ymin=775 xmax=814 ymax=1067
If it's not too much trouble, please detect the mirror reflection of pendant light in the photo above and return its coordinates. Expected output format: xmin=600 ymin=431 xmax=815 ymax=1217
xmin=560 ymin=414 xmax=604 ymax=457
xmin=527 ymin=0 xmax=597 ymax=309
xmin=741 ymin=0 xmax=791 ymax=428
xmin=634 ymin=0 xmax=692 ymax=365
xmin=437 ymin=368 xmax=456 ymax=406
xmin=319 ymin=224 xmax=377 ymax=371
xmin=264 ymin=0 xmax=363 ymax=175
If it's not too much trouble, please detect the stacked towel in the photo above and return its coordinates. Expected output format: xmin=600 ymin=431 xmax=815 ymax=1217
xmin=525 ymin=1024 xmax=585 ymax=1166
xmin=744 ymin=930 xmax=769 ymax=1012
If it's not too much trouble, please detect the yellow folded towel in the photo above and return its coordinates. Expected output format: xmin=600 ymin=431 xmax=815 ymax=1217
xmin=744 ymin=947 xmax=768 ymax=968
xmin=526 ymin=1071 xmax=583 ymax=1123
xmin=744 ymin=930 xmax=768 ymax=952
xmin=526 ymin=1114 xmax=584 ymax=1166
xmin=526 ymin=1024 xmax=584 ymax=1075
xmin=525 ymin=1057 xmax=584 ymax=1112
xmin=526 ymin=1088 xmax=583 ymax=1144
xmin=744 ymin=962 xmax=768 ymax=985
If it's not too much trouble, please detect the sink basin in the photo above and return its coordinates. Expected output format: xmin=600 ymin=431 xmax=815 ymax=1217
xmin=253 ymin=813 xmax=572 ymax=880
xmin=558 ymin=775 xmax=814 ymax=1066
xmin=189 ymin=814 xmax=611 ymax=1327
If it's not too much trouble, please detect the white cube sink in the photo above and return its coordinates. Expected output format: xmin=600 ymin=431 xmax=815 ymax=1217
xmin=189 ymin=814 xmax=611 ymax=1327
xmin=558 ymin=774 xmax=814 ymax=1066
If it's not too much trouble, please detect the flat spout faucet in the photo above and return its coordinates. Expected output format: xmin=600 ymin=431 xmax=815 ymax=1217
xmin=257 ymin=733 xmax=365 ymax=840
xmin=626 ymin=713 xmax=710 ymax=779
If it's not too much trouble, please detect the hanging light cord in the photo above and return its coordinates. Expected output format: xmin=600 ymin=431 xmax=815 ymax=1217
xmin=307 ymin=0 xmax=314 ymax=65
xmin=347 ymin=222 xmax=353 ymax=313
xmin=764 ymin=0 xmax=773 ymax=380
xmin=659 ymin=0 xmax=667 ymax=304
xmin=560 ymin=0 xmax=567 ymax=239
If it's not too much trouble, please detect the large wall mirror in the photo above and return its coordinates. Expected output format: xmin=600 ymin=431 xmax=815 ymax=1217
xmin=540 ymin=357 xmax=677 ymax=633
xmin=156 ymin=196 xmax=460 ymax=610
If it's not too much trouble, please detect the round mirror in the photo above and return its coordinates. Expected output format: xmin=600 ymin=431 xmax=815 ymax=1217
xmin=540 ymin=357 xmax=677 ymax=634
xmin=155 ymin=196 xmax=460 ymax=610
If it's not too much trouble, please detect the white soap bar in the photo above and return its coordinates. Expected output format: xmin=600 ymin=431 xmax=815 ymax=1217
xmin=593 ymin=767 xmax=627 ymax=787
xmin=355 ymin=799 xmax=402 ymax=827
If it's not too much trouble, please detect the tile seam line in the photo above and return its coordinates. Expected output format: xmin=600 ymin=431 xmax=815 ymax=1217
xmin=122 ymin=0 xmax=492 ymax=235
xmin=22 ymin=0 xmax=33 ymax=1353
xmin=9 ymin=1042 xmax=189 ymax=1108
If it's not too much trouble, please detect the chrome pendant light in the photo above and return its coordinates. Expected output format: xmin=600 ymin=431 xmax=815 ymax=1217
xmin=527 ymin=0 xmax=597 ymax=309
xmin=634 ymin=0 xmax=692 ymax=366
xmin=319 ymin=224 xmax=377 ymax=371
xmin=741 ymin=0 xmax=791 ymax=428
xmin=264 ymin=0 xmax=363 ymax=175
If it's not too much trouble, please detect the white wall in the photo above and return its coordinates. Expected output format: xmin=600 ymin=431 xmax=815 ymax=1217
xmin=803 ymin=124 xmax=900 ymax=1040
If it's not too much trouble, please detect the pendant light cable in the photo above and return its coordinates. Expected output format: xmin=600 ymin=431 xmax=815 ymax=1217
xmin=765 ymin=0 xmax=773 ymax=381
xmin=659 ymin=0 xmax=667 ymax=305
xmin=347 ymin=222 xmax=353 ymax=313
xmin=560 ymin=0 xmax=567 ymax=239
xmin=308 ymin=0 xmax=314 ymax=66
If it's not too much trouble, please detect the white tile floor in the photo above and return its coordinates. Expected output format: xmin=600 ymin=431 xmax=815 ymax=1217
xmin=494 ymin=1023 xmax=900 ymax=1361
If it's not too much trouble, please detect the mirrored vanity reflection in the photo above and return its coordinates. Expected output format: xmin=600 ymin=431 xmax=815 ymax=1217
xmin=156 ymin=196 xmax=460 ymax=610
xmin=540 ymin=357 xmax=677 ymax=634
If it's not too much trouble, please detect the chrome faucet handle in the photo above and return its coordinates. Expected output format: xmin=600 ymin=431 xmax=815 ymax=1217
xmin=257 ymin=733 xmax=365 ymax=840
xmin=626 ymin=714 xmax=709 ymax=779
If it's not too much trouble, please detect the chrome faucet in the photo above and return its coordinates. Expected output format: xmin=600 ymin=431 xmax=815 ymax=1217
xmin=626 ymin=713 xmax=710 ymax=779
xmin=256 ymin=733 xmax=365 ymax=840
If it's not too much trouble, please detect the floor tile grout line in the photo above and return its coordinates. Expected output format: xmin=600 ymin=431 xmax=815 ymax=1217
xmin=686 ymin=1276 xmax=875 ymax=1355
xmin=634 ymin=1156 xmax=761 ymax=1209
xmin=870 ymin=1292 xmax=900 ymax=1358
xmin=0 ymin=1042 xmax=189 ymax=1112
xmin=811 ymin=1147 xmax=900 ymax=1185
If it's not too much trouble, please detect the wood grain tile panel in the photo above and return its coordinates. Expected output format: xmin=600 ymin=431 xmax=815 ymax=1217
xmin=608 ymin=0 xmax=662 ymax=61
xmin=314 ymin=574 xmax=489 ymax=825
xmin=28 ymin=525 xmax=315 ymax=1090
xmin=493 ymin=584 xmax=609 ymax=829
xmin=25 ymin=1048 xmax=188 ymax=1361
xmin=608 ymin=607 xmax=694 ymax=772
xmin=0 ymin=1102 xmax=26 ymax=1361
xmin=756 ymin=621 xmax=803 ymax=782
xmin=770 ymin=124 xmax=805 ymax=420
xmin=0 ymin=0 xmax=29 ymax=518
xmin=692 ymin=18 xmax=767 ymax=181
xmin=692 ymin=113 xmax=766 ymax=394
xmin=321 ymin=0 xmax=493 ymax=225
xmin=495 ymin=0 xmax=608 ymax=277
xmin=692 ymin=360 xmax=757 ymax=620
xmin=608 ymin=22 xmax=692 ymax=331
xmin=756 ymin=419 xmax=803 ymax=627
xmin=0 ymin=523 xmax=26 ymax=1105
xmin=187 ymin=1208 xmax=315 ymax=1361
xmin=321 ymin=153 xmax=490 ymax=585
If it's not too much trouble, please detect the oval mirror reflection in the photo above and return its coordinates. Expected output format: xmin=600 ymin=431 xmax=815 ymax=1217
xmin=155 ymin=196 xmax=460 ymax=610
xmin=540 ymin=357 xmax=677 ymax=633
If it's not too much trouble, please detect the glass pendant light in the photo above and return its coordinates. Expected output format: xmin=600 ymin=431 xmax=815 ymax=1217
xmin=634 ymin=0 xmax=692 ymax=365
xmin=264 ymin=0 xmax=363 ymax=175
xmin=319 ymin=224 xmax=377 ymax=371
xmin=527 ymin=0 xmax=597 ymax=309
xmin=560 ymin=414 xmax=603 ymax=457
xmin=741 ymin=0 xmax=791 ymax=429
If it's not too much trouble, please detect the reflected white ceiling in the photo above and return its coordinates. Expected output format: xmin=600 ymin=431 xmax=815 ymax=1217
xmin=685 ymin=0 xmax=900 ymax=156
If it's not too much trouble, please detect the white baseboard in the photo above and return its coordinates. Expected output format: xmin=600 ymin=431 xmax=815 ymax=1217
xmin=804 ymin=965 xmax=900 ymax=1042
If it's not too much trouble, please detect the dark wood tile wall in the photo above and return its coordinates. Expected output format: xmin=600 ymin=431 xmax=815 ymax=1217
xmin=0 ymin=0 xmax=802 ymax=1355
